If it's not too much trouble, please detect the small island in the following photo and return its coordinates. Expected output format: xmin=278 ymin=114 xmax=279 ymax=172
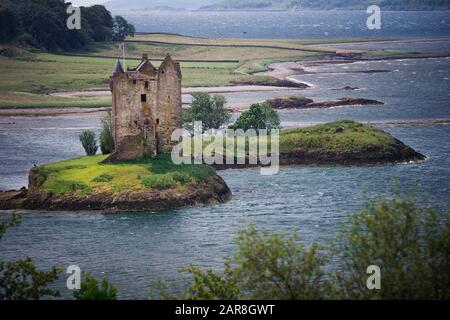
xmin=266 ymin=96 xmax=384 ymax=109
xmin=211 ymin=120 xmax=425 ymax=169
xmin=0 ymin=154 xmax=231 ymax=212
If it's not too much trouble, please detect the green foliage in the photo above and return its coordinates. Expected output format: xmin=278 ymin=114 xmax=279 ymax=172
xmin=73 ymin=272 xmax=117 ymax=300
xmin=0 ymin=4 xmax=20 ymax=43
xmin=35 ymin=154 xmax=215 ymax=195
xmin=141 ymin=174 xmax=177 ymax=190
xmin=0 ymin=213 xmax=61 ymax=300
xmin=139 ymin=154 xmax=215 ymax=190
xmin=2 ymin=1 xmax=134 ymax=50
xmin=81 ymin=5 xmax=113 ymax=42
xmin=99 ymin=111 xmax=115 ymax=155
xmin=334 ymin=191 xmax=450 ymax=299
xmin=92 ymin=173 xmax=113 ymax=183
xmin=168 ymin=191 xmax=449 ymax=300
xmin=79 ymin=130 xmax=98 ymax=156
xmin=0 ymin=212 xmax=21 ymax=241
xmin=112 ymin=16 xmax=135 ymax=41
xmin=229 ymin=103 xmax=280 ymax=131
xmin=180 ymin=225 xmax=329 ymax=300
xmin=183 ymin=93 xmax=231 ymax=132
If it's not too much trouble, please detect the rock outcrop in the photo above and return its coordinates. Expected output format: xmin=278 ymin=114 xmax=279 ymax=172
xmin=266 ymin=96 xmax=384 ymax=109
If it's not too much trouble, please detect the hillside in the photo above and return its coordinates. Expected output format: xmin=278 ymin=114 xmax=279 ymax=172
xmin=200 ymin=0 xmax=450 ymax=11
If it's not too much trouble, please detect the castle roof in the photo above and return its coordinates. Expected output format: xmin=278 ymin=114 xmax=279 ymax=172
xmin=112 ymin=59 xmax=124 ymax=76
xmin=128 ymin=53 xmax=157 ymax=74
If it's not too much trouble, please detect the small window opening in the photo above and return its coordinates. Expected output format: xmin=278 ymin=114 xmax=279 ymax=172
xmin=141 ymin=94 xmax=147 ymax=102
xmin=145 ymin=81 xmax=148 ymax=88
xmin=133 ymin=80 xmax=137 ymax=85
xmin=156 ymin=119 xmax=160 ymax=125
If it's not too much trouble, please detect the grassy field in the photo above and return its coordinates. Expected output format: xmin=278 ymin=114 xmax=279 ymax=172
xmin=0 ymin=33 xmax=439 ymax=109
xmin=32 ymin=154 xmax=215 ymax=196
xmin=0 ymin=34 xmax=334 ymax=109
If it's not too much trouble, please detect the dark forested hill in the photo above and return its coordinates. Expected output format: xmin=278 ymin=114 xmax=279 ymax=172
xmin=0 ymin=0 xmax=135 ymax=51
xmin=200 ymin=0 xmax=450 ymax=11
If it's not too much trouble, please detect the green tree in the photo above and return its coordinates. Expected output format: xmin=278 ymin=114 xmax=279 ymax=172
xmin=20 ymin=0 xmax=68 ymax=50
xmin=79 ymin=130 xmax=98 ymax=156
xmin=183 ymin=93 xmax=231 ymax=133
xmin=112 ymin=15 xmax=135 ymax=41
xmin=73 ymin=272 xmax=117 ymax=300
xmin=0 ymin=213 xmax=61 ymax=300
xmin=0 ymin=4 xmax=20 ymax=43
xmin=99 ymin=111 xmax=115 ymax=155
xmin=229 ymin=103 xmax=280 ymax=131
xmin=81 ymin=5 xmax=114 ymax=42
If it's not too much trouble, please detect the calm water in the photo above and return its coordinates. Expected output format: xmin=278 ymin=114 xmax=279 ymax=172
xmin=120 ymin=10 xmax=450 ymax=39
xmin=0 ymin=56 xmax=449 ymax=299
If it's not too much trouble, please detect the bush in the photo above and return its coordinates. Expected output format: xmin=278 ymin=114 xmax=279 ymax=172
xmin=141 ymin=175 xmax=176 ymax=190
xmin=79 ymin=130 xmax=98 ymax=156
xmin=73 ymin=272 xmax=117 ymax=300
xmin=99 ymin=111 xmax=115 ymax=155
xmin=334 ymin=191 xmax=450 ymax=299
xmin=92 ymin=173 xmax=113 ymax=183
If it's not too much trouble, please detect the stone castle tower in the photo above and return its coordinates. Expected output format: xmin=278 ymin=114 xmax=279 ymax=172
xmin=105 ymin=53 xmax=182 ymax=162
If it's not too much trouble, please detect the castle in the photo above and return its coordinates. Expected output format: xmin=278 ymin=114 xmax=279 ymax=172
xmin=105 ymin=53 xmax=182 ymax=162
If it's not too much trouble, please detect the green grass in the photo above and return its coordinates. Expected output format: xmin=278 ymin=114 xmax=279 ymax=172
xmin=32 ymin=154 xmax=215 ymax=195
xmin=0 ymin=33 xmax=329 ymax=108
xmin=190 ymin=120 xmax=398 ymax=158
xmin=0 ymin=34 xmax=438 ymax=109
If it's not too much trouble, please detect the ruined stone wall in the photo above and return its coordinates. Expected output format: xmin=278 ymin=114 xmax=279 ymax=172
xmin=110 ymin=74 xmax=158 ymax=161
xmin=107 ymin=55 xmax=182 ymax=162
xmin=156 ymin=59 xmax=182 ymax=153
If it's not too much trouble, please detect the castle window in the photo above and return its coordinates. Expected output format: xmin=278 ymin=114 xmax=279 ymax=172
xmin=133 ymin=80 xmax=137 ymax=85
xmin=141 ymin=94 xmax=147 ymax=102
xmin=156 ymin=119 xmax=160 ymax=125
xmin=145 ymin=81 xmax=148 ymax=88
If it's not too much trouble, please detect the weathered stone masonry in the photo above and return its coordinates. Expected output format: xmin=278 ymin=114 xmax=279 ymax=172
xmin=105 ymin=53 xmax=182 ymax=162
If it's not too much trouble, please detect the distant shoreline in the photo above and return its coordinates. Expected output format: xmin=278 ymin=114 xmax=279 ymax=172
xmin=1 ymin=36 xmax=449 ymax=117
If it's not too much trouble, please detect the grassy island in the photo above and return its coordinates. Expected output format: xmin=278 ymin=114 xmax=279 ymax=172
xmin=31 ymin=154 xmax=216 ymax=196
xmin=205 ymin=121 xmax=425 ymax=169
xmin=6 ymin=154 xmax=232 ymax=212
xmin=278 ymin=120 xmax=425 ymax=165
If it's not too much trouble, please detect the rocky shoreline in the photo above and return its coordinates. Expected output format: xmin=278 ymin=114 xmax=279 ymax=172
xmin=0 ymin=174 xmax=232 ymax=212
